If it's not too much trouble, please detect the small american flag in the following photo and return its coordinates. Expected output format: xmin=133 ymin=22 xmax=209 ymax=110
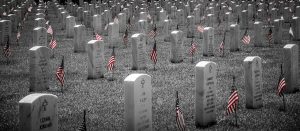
xmin=95 ymin=33 xmax=103 ymax=41
xmin=17 ymin=31 xmax=21 ymax=40
xmin=104 ymin=24 xmax=108 ymax=30
xmin=77 ymin=110 xmax=87 ymax=131
xmin=267 ymin=28 xmax=273 ymax=43
xmin=3 ymin=38 xmax=11 ymax=57
xmin=219 ymin=40 xmax=224 ymax=53
xmin=47 ymin=25 xmax=53 ymax=35
xmin=114 ymin=17 xmax=119 ymax=24
xmin=56 ymin=57 xmax=65 ymax=86
xmin=277 ymin=74 xmax=286 ymax=97
xmin=150 ymin=41 xmax=157 ymax=64
xmin=49 ymin=38 xmax=57 ymax=49
xmin=148 ymin=24 xmax=157 ymax=38
xmin=107 ymin=48 xmax=116 ymax=71
xmin=197 ymin=25 xmax=204 ymax=33
xmin=242 ymin=29 xmax=250 ymax=45
xmin=175 ymin=91 xmax=186 ymax=131
xmin=28 ymin=6 xmax=32 ymax=12
xmin=123 ymin=29 xmax=128 ymax=45
xmin=289 ymin=26 xmax=294 ymax=37
xmin=189 ymin=40 xmax=196 ymax=56
xmin=127 ymin=17 xmax=132 ymax=29
xmin=226 ymin=89 xmax=239 ymax=115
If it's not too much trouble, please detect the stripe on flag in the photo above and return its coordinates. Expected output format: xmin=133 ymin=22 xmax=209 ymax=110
xmin=277 ymin=75 xmax=286 ymax=97
xmin=197 ymin=25 xmax=204 ymax=33
xmin=95 ymin=33 xmax=103 ymax=41
xmin=47 ymin=25 xmax=53 ymax=35
xmin=150 ymin=42 xmax=157 ymax=64
xmin=49 ymin=38 xmax=57 ymax=49
xmin=226 ymin=90 xmax=239 ymax=115
xmin=107 ymin=48 xmax=116 ymax=71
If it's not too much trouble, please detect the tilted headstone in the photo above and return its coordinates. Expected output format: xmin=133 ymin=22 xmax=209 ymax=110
xmin=87 ymin=40 xmax=105 ymax=79
xmin=124 ymin=74 xmax=152 ymax=131
xmin=243 ymin=56 xmax=263 ymax=109
xmin=33 ymin=27 xmax=47 ymax=47
xmin=283 ymin=44 xmax=299 ymax=93
xmin=66 ymin=16 xmax=76 ymax=38
xmin=131 ymin=33 xmax=147 ymax=70
xmin=19 ymin=93 xmax=58 ymax=131
xmin=195 ymin=61 xmax=217 ymax=127
xmin=229 ymin=24 xmax=239 ymax=51
xmin=170 ymin=30 xmax=184 ymax=63
xmin=29 ymin=46 xmax=50 ymax=91
xmin=74 ymin=24 xmax=86 ymax=52
xmin=203 ymin=27 xmax=214 ymax=56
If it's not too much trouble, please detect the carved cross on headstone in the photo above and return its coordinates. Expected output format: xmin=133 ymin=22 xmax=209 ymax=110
xmin=141 ymin=79 xmax=145 ymax=88
xmin=42 ymin=99 xmax=48 ymax=111
xmin=209 ymin=65 xmax=212 ymax=73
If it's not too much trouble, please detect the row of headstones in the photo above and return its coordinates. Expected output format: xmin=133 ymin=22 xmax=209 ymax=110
xmin=19 ymin=49 xmax=299 ymax=130
xmin=0 ymin=0 xmax=36 ymax=45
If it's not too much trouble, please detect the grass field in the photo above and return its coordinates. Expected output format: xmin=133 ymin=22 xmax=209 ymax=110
xmin=0 ymin=4 xmax=300 ymax=131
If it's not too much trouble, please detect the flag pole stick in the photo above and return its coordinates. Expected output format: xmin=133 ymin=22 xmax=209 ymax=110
xmin=282 ymin=93 xmax=286 ymax=111
xmin=61 ymin=85 xmax=64 ymax=93
xmin=235 ymin=107 xmax=238 ymax=127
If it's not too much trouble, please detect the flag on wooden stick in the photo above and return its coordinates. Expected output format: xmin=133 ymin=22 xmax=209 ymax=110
xmin=56 ymin=56 xmax=64 ymax=87
xmin=242 ymin=29 xmax=250 ymax=45
xmin=47 ymin=25 xmax=53 ymax=35
xmin=3 ymin=37 xmax=11 ymax=57
xmin=49 ymin=38 xmax=57 ymax=49
xmin=175 ymin=91 xmax=186 ymax=131
xmin=150 ymin=40 xmax=157 ymax=64
xmin=107 ymin=47 xmax=116 ymax=71
xmin=95 ymin=33 xmax=103 ymax=41
xmin=77 ymin=110 xmax=87 ymax=131
xmin=123 ymin=29 xmax=129 ymax=45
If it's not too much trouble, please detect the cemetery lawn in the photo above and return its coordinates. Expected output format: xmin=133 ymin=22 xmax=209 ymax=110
xmin=1 ymin=10 xmax=300 ymax=131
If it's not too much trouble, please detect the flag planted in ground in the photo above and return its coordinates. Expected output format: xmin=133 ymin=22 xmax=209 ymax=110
xmin=226 ymin=89 xmax=239 ymax=115
xmin=123 ymin=29 xmax=128 ymax=45
xmin=189 ymin=40 xmax=196 ymax=56
xmin=49 ymin=38 xmax=57 ymax=49
xmin=17 ymin=31 xmax=21 ymax=41
xmin=95 ymin=33 xmax=103 ymax=41
xmin=289 ymin=26 xmax=294 ymax=37
xmin=107 ymin=48 xmax=116 ymax=71
xmin=47 ymin=25 xmax=53 ymax=35
xmin=3 ymin=38 xmax=11 ymax=57
xmin=175 ymin=91 xmax=186 ymax=131
xmin=267 ymin=28 xmax=273 ymax=43
xmin=77 ymin=110 xmax=87 ymax=131
xmin=148 ymin=24 xmax=157 ymax=38
xmin=56 ymin=57 xmax=65 ymax=87
xmin=150 ymin=41 xmax=157 ymax=64
xmin=219 ymin=33 xmax=226 ymax=53
xmin=277 ymin=74 xmax=286 ymax=97
xmin=242 ymin=29 xmax=250 ymax=44
xmin=197 ymin=25 xmax=204 ymax=33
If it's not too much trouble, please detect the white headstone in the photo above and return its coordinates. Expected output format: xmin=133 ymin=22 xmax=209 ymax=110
xmin=66 ymin=16 xmax=76 ymax=38
xmin=243 ymin=56 xmax=263 ymax=109
xmin=131 ymin=33 xmax=147 ymax=70
xmin=124 ymin=74 xmax=152 ymax=131
xmin=229 ymin=24 xmax=239 ymax=51
xmin=19 ymin=93 xmax=58 ymax=131
xmin=74 ymin=24 xmax=86 ymax=52
xmin=33 ymin=27 xmax=47 ymax=47
xmin=283 ymin=44 xmax=299 ymax=93
xmin=170 ymin=30 xmax=184 ymax=63
xmin=87 ymin=40 xmax=105 ymax=79
xmin=203 ymin=27 xmax=214 ymax=56
xmin=29 ymin=46 xmax=50 ymax=91
xmin=195 ymin=61 xmax=217 ymax=127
